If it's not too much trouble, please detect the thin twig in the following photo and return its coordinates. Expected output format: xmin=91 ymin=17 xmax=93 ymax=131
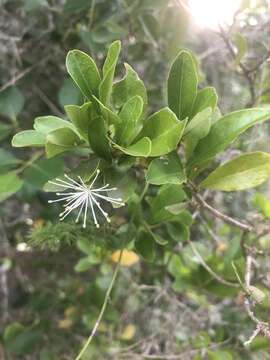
xmin=33 ymin=85 xmax=63 ymax=117
xmin=190 ymin=186 xmax=254 ymax=233
xmin=188 ymin=239 xmax=239 ymax=288
xmin=248 ymin=49 xmax=270 ymax=74
xmin=198 ymin=213 xmax=221 ymax=243
xmin=243 ymin=254 xmax=270 ymax=344
xmin=244 ymin=326 xmax=260 ymax=347
xmin=218 ymin=25 xmax=256 ymax=105
xmin=120 ymin=337 xmax=232 ymax=359
xmin=75 ymin=247 xmax=124 ymax=360
xmin=16 ymin=150 xmax=44 ymax=174
xmin=245 ymin=255 xmax=252 ymax=287
xmin=244 ymin=299 xmax=270 ymax=341
xmin=0 ymin=56 xmax=50 ymax=92
xmin=0 ymin=66 xmax=34 ymax=93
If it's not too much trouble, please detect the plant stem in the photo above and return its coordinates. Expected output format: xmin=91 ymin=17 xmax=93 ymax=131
xmin=189 ymin=182 xmax=254 ymax=232
xmin=188 ymin=239 xmax=239 ymax=288
xmin=75 ymin=247 xmax=124 ymax=360
xmin=139 ymin=182 xmax=149 ymax=202
xmin=16 ymin=150 xmax=44 ymax=174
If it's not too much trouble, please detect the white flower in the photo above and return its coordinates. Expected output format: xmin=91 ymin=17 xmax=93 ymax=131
xmin=48 ymin=170 xmax=124 ymax=228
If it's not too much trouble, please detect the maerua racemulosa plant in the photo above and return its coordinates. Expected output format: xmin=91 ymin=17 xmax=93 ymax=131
xmin=12 ymin=41 xmax=270 ymax=352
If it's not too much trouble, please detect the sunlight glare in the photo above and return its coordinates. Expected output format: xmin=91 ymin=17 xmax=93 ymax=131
xmin=188 ymin=0 xmax=242 ymax=29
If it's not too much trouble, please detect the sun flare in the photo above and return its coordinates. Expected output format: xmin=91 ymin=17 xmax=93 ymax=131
xmin=188 ymin=0 xmax=242 ymax=29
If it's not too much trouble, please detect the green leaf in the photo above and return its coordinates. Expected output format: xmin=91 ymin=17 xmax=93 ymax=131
xmin=167 ymin=50 xmax=198 ymax=120
xmin=259 ymin=63 xmax=270 ymax=104
xmin=77 ymin=238 xmax=93 ymax=255
xmin=99 ymin=40 xmax=121 ymax=106
xmin=115 ymin=95 xmax=144 ymax=146
xmin=167 ymin=254 xmax=185 ymax=279
xmin=58 ymin=78 xmax=83 ymax=108
xmin=136 ymin=230 xmax=155 ymax=261
xmin=207 ymin=350 xmax=233 ymax=360
xmin=12 ymin=130 xmax=46 ymax=147
xmin=113 ymin=137 xmax=151 ymax=157
xmin=23 ymin=158 xmax=64 ymax=188
xmin=34 ymin=116 xmax=76 ymax=135
xmin=92 ymin=95 xmax=121 ymax=126
xmin=148 ymin=230 xmax=168 ymax=245
xmin=45 ymin=143 xmax=72 ymax=158
xmin=138 ymin=108 xmax=186 ymax=156
xmin=64 ymin=0 xmax=91 ymax=12
xmin=148 ymin=184 xmax=187 ymax=224
xmin=252 ymin=193 xmax=270 ymax=219
xmin=0 ymin=122 xmax=12 ymax=141
xmin=22 ymin=0 xmax=47 ymax=11
xmin=88 ymin=116 xmax=111 ymax=161
xmin=184 ymin=108 xmax=212 ymax=136
xmin=146 ymin=151 xmax=186 ymax=185
xmin=178 ymin=210 xmax=193 ymax=226
xmin=66 ymin=49 xmax=101 ymax=99
xmin=0 ymin=172 xmax=23 ymax=202
xmin=191 ymin=87 xmax=218 ymax=117
xmin=40 ymin=348 xmax=57 ymax=360
xmin=200 ymin=152 xmax=270 ymax=191
xmin=65 ymin=102 xmax=93 ymax=140
xmin=3 ymin=322 xmax=42 ymax=355
xmin=104 ymin=168 xmax=137 ymax=203
xmin=233 ymin=33 xmax=247 ymax=65
xmin=0 ymin=86 xmax=24 ymax=119
xmin=211 ymin=107 xmax=222 ymax=125
xmin=102 ymin=40 xmax=121 ymax=77
xmin=0 ymin=149 xmax=21 ymax=169
xmin=45 ymin=128 xmax=81 ymax=158
xmin=249 ymin=336 xmax=270 ymax=351
xmin=43 ymin=158 xmax=99 ymax=192
xmin=193 ymin=332 xmax=211 ymax=348
xmin=75 ymin=257 xmax=97 ymax=272
xmin=184 ymin=107 xmax=212 ymax=159
xmin=166 ymin=221 xmax=190 ymax=242
xmin=112 ymin=63 xmax=148 ymax=110
xmin=140 ymin=13 xmax=160 ymax=43
xmin=189 ymin=108 xmax=270 ymax=170
xmin=246 ymin=285 xmax=266 ymax=304
xmin=47 ymin=127 xmax=81 ymax=147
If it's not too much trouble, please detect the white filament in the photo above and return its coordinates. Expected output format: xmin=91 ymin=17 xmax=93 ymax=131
xmin=48 ymin=170 xmax=124 ymax=228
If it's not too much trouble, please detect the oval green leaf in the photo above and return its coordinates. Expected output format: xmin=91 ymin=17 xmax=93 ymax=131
xmin=200 ymin=152 xmax=270 ymax=191
xmin=34 ymin=116 xmax=75 ymax=135
xmin=190 ymin=108 xmax=270 ymax=169
xmin=146 ymin=151 xmax=186 ymax=185
xmin=12 ymin=130 xmax=46 ymax=147
xmin=167 ymin=50 xmax=198 ymax=120
xmin=99 ymin=40 xmax=121 ymax=106
xmin=66 ymin=49 xmax=101 ymax=99
xmin=191 ymin=87 xmax=218 ymax=118
xmin=116 ymin=95 xmax=144 ymax=146
xmin=113 ymin=137 xmax=151 ymax=157
xmin=0 ymin=172 xmax=23 ymax=202
xmin=138 ymin=107 xmax=187 ymax=157
xmin=65 ymin=102 xmax=93 ymax=140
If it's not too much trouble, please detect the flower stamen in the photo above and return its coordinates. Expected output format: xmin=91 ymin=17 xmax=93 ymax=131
xmin=48 ymin=170 xmax=124 ymax=228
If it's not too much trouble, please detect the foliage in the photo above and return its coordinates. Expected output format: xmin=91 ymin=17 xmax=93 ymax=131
xmin=1 ymin=0 xmax=270 ymax=359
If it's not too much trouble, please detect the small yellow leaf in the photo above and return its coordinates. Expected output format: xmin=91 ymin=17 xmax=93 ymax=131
xmin=57 ymin=318 xmax=73 ymax=329
xmin=110 ymin=249 xmax=139 ymax=266
xmin=32 ymin=218 xmax=44 ymax=229
xmin=64 ymin=306 xmax=77 ymax=317
xmin=121 ymin=324 xmax=136 ymax=340
xmin=216 ymin=242 xmax=228 ymax=255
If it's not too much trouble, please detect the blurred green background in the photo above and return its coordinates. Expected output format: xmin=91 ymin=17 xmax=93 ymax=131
xmin=1 ymin=0 xmax=270 ymax=359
